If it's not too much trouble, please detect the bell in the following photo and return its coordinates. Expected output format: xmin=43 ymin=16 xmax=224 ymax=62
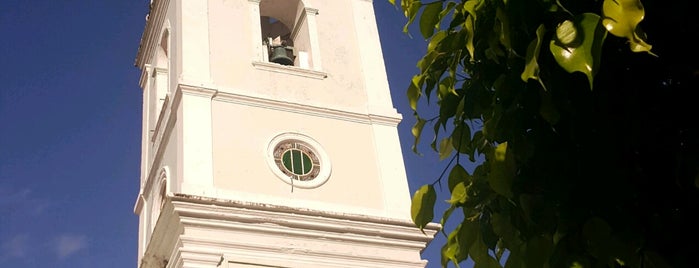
xmin=269 ymin=46 xmax=294 ymax=66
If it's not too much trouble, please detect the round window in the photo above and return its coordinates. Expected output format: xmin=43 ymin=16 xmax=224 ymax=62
xmin=273 ymin=141 xmax=320 ymax=181
xmin=266 ymin=133 xmax=331 ymax=188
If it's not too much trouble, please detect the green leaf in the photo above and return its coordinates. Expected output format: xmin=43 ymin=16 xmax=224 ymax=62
xmin=439 ymin=1 xmax=457 ymax=22
xmin=448 ymin=164 xmax=470 ymax=192
xmin=489 ymin=142 xmax=515 ymax=199
xmin=443 ymin=223 xmax=470 ymax=267
xmin=402 ymin=0 xmax=422 ymax=33
xmin=521 ymin=24 xmax=547 ymax=90
xmin=441 ymin=235 xmax=461 ymax=267
xmin=525 ymin=235 xmax=554 ymax=268
xmin=479 ymin=213 xmax=499 ymax=250
xmin=411 ymin=184 xmax=436 ymax=232
xmin=448 ymin=182 xmax=469 ymax=205
xmin=428 ymin=30 xmax=448 ymax=52
xmin=439 ymin=137 xmax=454 ymax=160
xmin=420 ymin=2 xmax=442 ymax=39
xmin=462 ymin=0 xmax=480 ymax=20
xmin=411 ymin=117 xmax=427 ymax=154
xmin=469 ymin=231 xmax=502 ymax=267
xmin=602 ymin=0 xmax=655 ymax=55
xmin=388 ymin=0 xmax=395 ymax=5
xmin=440 ymin=205 xmax=456 ymax=236
xmin=492 ymin=213 xmax=520 ymax=248
xmin=495 ymin=7 xmax=512 ymax=51
xmin=458 ymin=220 xmax=479 ymax=261
xmin=451 ymin=123 xmax=471 ymax=153
xmin=539 ymin=89 xmax=560 ymax=125
xmin=430 ymin=122 xmax=441 ymax=153
xmin=504 ymin=250 xmax=524 ymax=268
xmin=550 ymin=13 xmax=608 ymax=90
xmin=582 ymin=217 xmax=612 ymax=260
xmin=465 ymin=15 xmax=476 ymax=62
xmin=408 ymin=75 xmax=422 ymax=111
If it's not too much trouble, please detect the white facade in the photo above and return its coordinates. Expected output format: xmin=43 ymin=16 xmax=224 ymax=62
xmin=133 ymin=0 xmax=439 ymax=267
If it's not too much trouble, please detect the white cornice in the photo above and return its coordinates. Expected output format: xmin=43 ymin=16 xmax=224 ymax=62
xmin=170 ymin=194 xmax=440 ymax=241
xmin=164 ymin=195 xmax=438 ymax=267
xmin=210 ymin=86 xmax=402 ymax=126
xmin=134 ymin=0 xmax=170 ymax=69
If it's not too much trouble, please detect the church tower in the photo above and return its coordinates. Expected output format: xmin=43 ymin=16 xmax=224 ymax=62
xmin=132 ymin=0 xmax=438 ymax=267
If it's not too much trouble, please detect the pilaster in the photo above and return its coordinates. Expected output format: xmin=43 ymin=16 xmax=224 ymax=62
xmin=178 ymin=84 xmax=216 ymax=196
xmin=351 ymin=0 xmax=396 ymax=115
xmin=178 ymin=0 xmax=211 ymax=85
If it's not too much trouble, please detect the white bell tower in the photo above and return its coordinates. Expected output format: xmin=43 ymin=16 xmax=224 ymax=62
xmin=132 ymin=0 xmax=438 ymax=267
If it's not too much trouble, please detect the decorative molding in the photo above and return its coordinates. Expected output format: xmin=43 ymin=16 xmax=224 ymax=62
xmin=160 ymin=195 xmax=438 ymax=267
xmin=135 ymin=0 xmax=171 ymax=69
xmin=252 ymin=61 xmax=328 ymax=79
xmin=214 ymin=88 xmax=402 ymax=126
xmin=169 ymin=247 xmax=222 ymax=268
xmin=304 ymin=7 xmax=320 ymax=15
xmin=179 ymin=84 xmax=218 ymax=98
xmin=134 ymin=193 xmax=146 ymax=214
xmin=170 ymin=194 xmax=440 ymax=238
xmin=137 ymin=86 xmax=180 ymax=211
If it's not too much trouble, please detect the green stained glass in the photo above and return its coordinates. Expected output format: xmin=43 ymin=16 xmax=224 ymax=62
xmin=302 ymin=153 xmax=312 ymax=174
xmin=282 ymin=149 xmax=313 ymax=175
xmin=292 ymin=150 xmax=302 ymax=174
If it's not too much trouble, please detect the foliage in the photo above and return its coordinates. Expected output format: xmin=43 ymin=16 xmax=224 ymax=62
xmin=389 ymin=0 xmax=699 ymax=267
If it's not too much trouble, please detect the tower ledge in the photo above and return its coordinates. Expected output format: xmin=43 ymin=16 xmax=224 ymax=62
xmin=141 ymin=193 xmax=440 ymax=268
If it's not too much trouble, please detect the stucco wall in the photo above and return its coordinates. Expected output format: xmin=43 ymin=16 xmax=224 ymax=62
xmin=211 ymin=100 xmax=386 ymax=213
xmin=205 ymin=0 xmax=370 ymax=112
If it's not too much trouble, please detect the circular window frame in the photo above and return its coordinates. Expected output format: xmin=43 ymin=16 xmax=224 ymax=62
xmin=266 ymin=133 xmax=331 ymax=189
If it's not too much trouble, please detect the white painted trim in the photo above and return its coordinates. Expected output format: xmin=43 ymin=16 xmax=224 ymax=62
xmin=135 ymin=0 xmax=171 ymax=69
xmin=252 ymin=61 xmax=327 ymax=79
xmin=138 ymin=196 xmax=439 ymax=268
xmin=266 ymin=133 xmax=332 ymax=189
xmin=248 ymin=0 xmax=263 ymax=62
xmin=213 ymin=88 xmax=401 ymax=126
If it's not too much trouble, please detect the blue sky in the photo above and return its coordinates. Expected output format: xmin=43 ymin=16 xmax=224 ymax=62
xmin=0 ymin=1 xmax=464 ymax=267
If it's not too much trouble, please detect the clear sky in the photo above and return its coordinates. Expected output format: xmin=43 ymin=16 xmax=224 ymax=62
xmin=0 ymin=1 xmax=464 ymax=267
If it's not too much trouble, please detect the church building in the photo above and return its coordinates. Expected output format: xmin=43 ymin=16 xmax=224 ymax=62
xmin=132 ymin=0 xmax=439 ymax=267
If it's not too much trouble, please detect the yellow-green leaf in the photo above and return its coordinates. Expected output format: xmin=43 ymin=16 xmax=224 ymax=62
xmin=550 ymin=13 xmax=608 ymax=89
xmin=448 ymin=182 xmax=469 ymax=205
xmin=419 ymin=2 xmax=442 ymax=39
xmin=411 ymin=184 xmax=437 ymax=232
xmin=465 ymin=15 xmax=476 ymax=62
xmin=602 ymin=0 xmax=655 ymax=55
xmin=495 ymin=7 xmax=512 ymax=50
xmin=521 ymin=24 xmax=547 ymax=90
xmin=439 ymin=137 xmax=454 ymax=160
xmin=442 ymin=224 xmax=470 ymax=267
xmin=428 ymin=30 xmax=448 ymax=52
xmin=408 ymin=75 xmax=422 ymax=111
xmin=388 ymin=0 xmax=395 ymax=5
xmin=402 ymin=0 xmax=422 ymax=33
xmin=440 ymin=205 xmax=456 ymax=236
xmin=411 ymin=117 xmax=426 ymax=153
